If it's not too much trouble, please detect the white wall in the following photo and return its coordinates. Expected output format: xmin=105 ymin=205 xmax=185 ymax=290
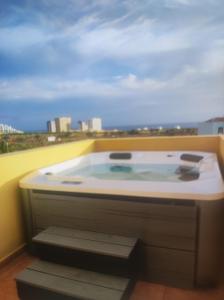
xmin=198 ymin=122 xmax=224 ymax=135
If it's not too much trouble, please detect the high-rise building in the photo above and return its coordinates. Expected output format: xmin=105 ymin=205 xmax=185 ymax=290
xmin=88 ymin=118 xmax=102 ymax=132
xmin=78 ymin=121 xmax=88 ymax=132
xmin=78 ymin=118 xmax=102 ymax=132
xmin=55 ymin=117 xmax=72 ymax=132
xmin=47 ymin=117 xmax=72 ymax=133
xmin=47 ymin=120 xmax=56 ymax=133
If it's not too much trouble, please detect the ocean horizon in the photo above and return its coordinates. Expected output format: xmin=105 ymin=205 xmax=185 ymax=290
xmin=23 ymin=122 xmax=198 ymax=133
xmin=104 ymin=122 xmax=198 ymax=131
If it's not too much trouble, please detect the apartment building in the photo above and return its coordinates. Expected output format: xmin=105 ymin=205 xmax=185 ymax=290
xmin=47 ymin=117 xmax=72 ymax=133
xmin=47 ymin=120 xmax=56 ymax=133
xmin=78 ymin=118 xmax=102 ymax=132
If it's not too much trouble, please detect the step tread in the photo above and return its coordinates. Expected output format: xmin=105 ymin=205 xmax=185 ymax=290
xmin=33 ymin=226 xmax=138 ymax=259
xmin=16 ymin=260 xmax=131 ymax=300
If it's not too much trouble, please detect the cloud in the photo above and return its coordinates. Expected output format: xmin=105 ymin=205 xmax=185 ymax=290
xmin=119 ymin=74 xmax=167 ymax=91
xmin=74 ymin=18 xmax=192 ymax=59
xmin=0 ymin=25 xmax=51 ymax=54
xmin=0 ymin=0 xmax=224 ymax=127
xmin=0 ymin=13 xmax=193 ymax=61
xmin=165 ymin=0 xmax=193 ymax=6
xmin=1 ymin=42 xmax=223 ymax=108
xmin=2 ymin=0 xmax=222 ymax=61
xmin=0 ymin=74 xmax=166 ymax=102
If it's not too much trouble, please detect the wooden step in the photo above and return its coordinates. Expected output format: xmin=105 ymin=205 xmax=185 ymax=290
xmin=33 ymin=226 xmax=138 ymax=259
xmin=16 ymin=260 xmax=134 ymax=300
xmin=32 ymin=226 xmax=139 ymax=277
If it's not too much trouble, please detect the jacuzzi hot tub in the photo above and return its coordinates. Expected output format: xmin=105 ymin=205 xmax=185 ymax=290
xmin=20 ymin=151 xmax=224 ymax=200
xmin=20 ymin=151 xmax=224 ymax=289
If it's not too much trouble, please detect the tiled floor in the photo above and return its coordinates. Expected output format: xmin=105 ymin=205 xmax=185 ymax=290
xmin=0 ymin=252 xmax=224 ymax=300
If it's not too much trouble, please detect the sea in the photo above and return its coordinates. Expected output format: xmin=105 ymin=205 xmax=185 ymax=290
xmin=104 ymin=122 xmax=198 ymax=131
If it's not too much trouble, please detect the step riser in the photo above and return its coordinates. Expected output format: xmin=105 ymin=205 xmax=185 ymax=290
xmin=17 ymin=281 xmax=134 ymax=300
xmin=33 ymin=242 xmax=138 ymax=278
xmin=17 ymin=282 xmax=77 ymax=300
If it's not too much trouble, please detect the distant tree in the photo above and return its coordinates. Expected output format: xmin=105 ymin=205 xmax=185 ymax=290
xmin=1 ymin=135 xmax=9 ymax=153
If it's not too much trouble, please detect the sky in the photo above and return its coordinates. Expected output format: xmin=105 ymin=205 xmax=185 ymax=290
xmin=0 ymin=0 xmax=224 ymax=130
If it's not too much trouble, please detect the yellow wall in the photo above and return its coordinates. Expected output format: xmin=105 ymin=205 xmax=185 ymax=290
xmin=0 ymin=140 xmax=95 ymax=262
xmin=219 ymin=136 xmax=224 ymax=175
xmin=95 ymin=135 xmax=220 ymax=154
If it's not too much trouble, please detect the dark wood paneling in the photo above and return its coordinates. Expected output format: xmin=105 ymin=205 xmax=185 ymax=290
xmin=196 ymin=200 xmax=224 ymax=286
xmin=140 ymin=245 xmax=195 ymax=288
xmin=31 ymin=194 xmax=197 ymax=251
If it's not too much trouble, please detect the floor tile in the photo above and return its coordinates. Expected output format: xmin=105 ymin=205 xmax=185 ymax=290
xmin=1 ymin=252 xmax=224 ymax=300
xmin=164 ymin=286 xmax=224 ymax=300
xmin=130 ymin=281 xmax=165 ymax=300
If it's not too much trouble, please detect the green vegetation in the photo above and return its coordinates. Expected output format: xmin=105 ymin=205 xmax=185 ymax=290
xmin=0 ymin=128 xmax=197 ymax=154
xmin=0 ymin=139 xmax=9 ymax=153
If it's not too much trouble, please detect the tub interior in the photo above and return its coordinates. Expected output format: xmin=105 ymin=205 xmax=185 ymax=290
xmin=58 ymin=162 xmax=199 ymax=182
xmin=40 ymin=151 xmax=215 ymax=183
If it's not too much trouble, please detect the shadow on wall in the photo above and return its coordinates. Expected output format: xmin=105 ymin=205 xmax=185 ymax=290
xmin=0 ymin=139 xmax=95 ymax=262
xmin=0 ymin=177 xmax=26 ymax=262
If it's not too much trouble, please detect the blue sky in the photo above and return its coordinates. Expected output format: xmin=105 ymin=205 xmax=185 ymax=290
xmin=0 ymin=0 xmax=224 ymax=130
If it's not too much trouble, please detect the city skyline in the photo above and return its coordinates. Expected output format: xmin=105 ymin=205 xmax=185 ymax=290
xmin=0 ymin=0 xmax=224 ymax=130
